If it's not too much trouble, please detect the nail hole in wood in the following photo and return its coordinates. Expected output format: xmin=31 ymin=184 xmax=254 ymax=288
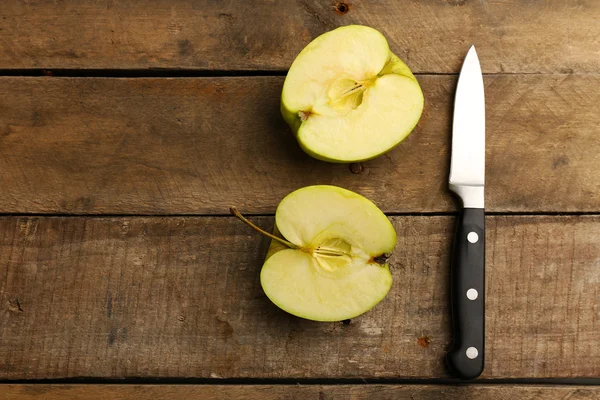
xmin=334 ymin=2 xmax=350 ymax=14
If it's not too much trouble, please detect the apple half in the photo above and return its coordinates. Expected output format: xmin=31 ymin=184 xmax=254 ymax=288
xmin=232 ymin=185 xmax=396 ymax=322
xmin=281 ymin=25 xmax=424 ymax=162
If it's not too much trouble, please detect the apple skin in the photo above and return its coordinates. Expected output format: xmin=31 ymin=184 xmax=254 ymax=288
xmin=281 ymin=25 xmax=424 ymax=163
xmin=295 ymin=117 xmax=419 ymax=164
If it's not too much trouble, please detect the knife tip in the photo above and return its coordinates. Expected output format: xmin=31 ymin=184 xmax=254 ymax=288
xmin=465 ymin=45 xmax=480 ymax=65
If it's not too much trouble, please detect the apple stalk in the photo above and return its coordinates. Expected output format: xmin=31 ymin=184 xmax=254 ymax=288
xmin=230 ymin=207 xmax=299 ymax=249
xmin=230 ymin=207 xmax=351 ymax=258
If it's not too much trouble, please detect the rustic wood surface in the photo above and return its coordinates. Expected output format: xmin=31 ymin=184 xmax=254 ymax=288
xmin=0 ymin=0 xmax=598 ymax=390
xmin=0 ymin=75 xmax=598 ymax=214
xmin=1 ymin=384 xmax=600 ymax=400
xmin=1 ymin=215 xmax=598 ymax=380
xmin=0 ymin=1 xmax=598 ymax=74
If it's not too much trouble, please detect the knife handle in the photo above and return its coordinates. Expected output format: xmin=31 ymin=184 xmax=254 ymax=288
xmin=447 ymin=207 xmax=485 ymax=379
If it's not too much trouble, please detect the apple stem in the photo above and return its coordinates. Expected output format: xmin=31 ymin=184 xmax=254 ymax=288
xmin=230 ymin=207 xmax=299 ymax=249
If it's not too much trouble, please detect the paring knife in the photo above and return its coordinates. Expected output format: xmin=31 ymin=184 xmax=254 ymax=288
xmin=446 ymin=46 xmax=486 ymax=380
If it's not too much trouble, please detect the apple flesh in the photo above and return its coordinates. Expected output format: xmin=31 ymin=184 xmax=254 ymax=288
xmin=281 ymin=25 xmax=424 ymax=162
xmin=232 ymin=185 xmax=396 ymax=322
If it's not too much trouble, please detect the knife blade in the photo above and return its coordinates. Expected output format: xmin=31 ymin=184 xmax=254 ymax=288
xmin=446 ymin=45 xmax=486 ymax=380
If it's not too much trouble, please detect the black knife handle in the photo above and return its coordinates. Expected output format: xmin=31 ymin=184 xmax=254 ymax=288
xmin=447 ymin=207 xmax=485 ymax=379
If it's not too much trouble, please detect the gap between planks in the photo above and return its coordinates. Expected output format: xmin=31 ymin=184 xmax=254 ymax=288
xmin=0 ymin=212 xmax=599 ymax=219
xmin=0 ymin=70 xmax=598 ymax=78
xmin=1 ymin=378 xmax=600 ymax=385
xmin=1 ymin=384 xmax=600 ymax=400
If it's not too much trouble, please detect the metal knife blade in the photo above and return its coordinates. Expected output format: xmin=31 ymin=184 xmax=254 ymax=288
xmin=446 ymin=45 xmax=486 ymax=380
xmin=449 ymin=45 xmax=485 ymax=208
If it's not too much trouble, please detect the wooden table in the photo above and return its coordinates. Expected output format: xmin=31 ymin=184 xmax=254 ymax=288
xmin=0 ymin=1 xmax=598 ymax=398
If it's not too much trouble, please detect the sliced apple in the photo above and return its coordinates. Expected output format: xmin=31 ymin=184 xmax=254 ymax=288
xmin=232 ymin=185 xmax=396 ymax=322
xmin=281 ymin=25 xmax=424 ymax=162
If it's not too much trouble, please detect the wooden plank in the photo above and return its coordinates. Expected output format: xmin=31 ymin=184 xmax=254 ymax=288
xmin=0 ymin=215 xmax=598 ymax=379
xmin=2 ymin=385 xmax=600 ymax=400
xmin=0 ymin=1 xmax=598 ymax=73
xmin=0 ymin=75 xmax=598 ymax=214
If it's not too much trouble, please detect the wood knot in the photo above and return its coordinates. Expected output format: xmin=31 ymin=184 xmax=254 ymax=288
xmin=8 ymin=298 xmax=23 ymax=313
xmin=349 ymin=162 xmax=364 ymax=174
xmin=417 ymin=335 xmax=432 ymax=348
xmin=552 ymin=155 xmax=569 ymax=170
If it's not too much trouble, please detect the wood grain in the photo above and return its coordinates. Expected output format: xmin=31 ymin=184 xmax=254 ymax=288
xmin=0 ymin=215 xmax=598 ymax=379
xmin=0 ymin=1 xmax=598 ymax=73
xmin=1 ymin=385 xmax=600 ymax=400
xmin=0 ymin=75 xmax=598 ymax=214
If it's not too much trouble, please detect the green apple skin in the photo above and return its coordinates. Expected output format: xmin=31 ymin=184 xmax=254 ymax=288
xmin=281 ymin=25 xmax=424 ymax=163
xmin=260 ymin=185 xmax=396 ymax=322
